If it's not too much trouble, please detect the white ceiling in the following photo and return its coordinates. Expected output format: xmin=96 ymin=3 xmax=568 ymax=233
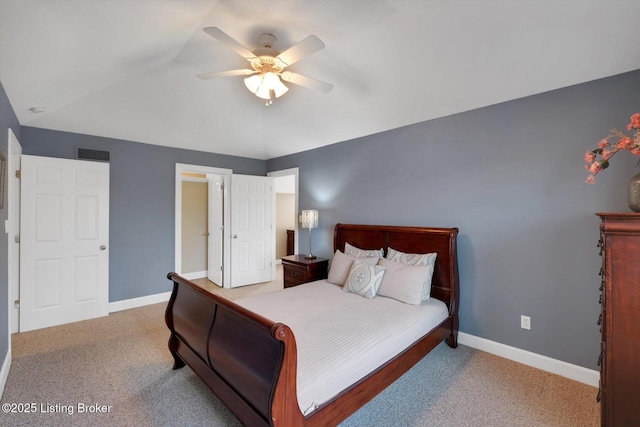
xmin=1 ymin=0 xmax=639 ymax=160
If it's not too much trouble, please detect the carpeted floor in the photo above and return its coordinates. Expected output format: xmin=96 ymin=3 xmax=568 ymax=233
xmin=0 ymin=271 xmax=599 ymax=427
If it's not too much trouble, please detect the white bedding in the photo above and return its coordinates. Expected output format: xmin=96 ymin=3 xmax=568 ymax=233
xmin=235 ymin=280 xmax=449 ymax=415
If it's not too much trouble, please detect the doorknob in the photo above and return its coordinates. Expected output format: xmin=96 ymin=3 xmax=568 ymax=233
xmin=100 ymin=245 xmax=107 ymax=250
xmin=233 ymin=234 xmax=238 ymax=239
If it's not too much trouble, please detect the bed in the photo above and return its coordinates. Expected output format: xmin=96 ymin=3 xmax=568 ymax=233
xmin=165 ymin=223 xmax=459 ymax=426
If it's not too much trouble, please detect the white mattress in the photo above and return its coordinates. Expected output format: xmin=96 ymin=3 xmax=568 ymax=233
xmin=235 ymin=280 xmax=449 ymax=415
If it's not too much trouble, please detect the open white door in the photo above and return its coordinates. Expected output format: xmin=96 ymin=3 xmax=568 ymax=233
xmin=230 ymin=174 xmax=274 ymax=288
xmin=20 ymin=155 xmax=109 ymax=332
xmin=207 ymin=174 xmax=224 ymax=286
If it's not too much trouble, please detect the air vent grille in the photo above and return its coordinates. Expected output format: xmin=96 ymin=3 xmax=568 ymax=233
xmin=76 ymin=148 xmax=110 ymax=162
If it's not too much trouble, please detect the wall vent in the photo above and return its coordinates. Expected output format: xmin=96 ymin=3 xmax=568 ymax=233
xmin=76 ymin=147 xmax=110 ymax=162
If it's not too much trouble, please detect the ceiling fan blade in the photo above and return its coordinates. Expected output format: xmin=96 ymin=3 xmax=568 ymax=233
xmin=275 ymin=35 xmax=325 ymax=67
xmin=281 ymin=71 xmax=333 ymax=94
xmin=197 ymin=69 xmax=257 ymax=80
xmin=203 ymin=27 xmax=256 ymax=61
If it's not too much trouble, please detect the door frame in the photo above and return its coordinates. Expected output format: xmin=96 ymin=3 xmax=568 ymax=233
xmin=174 ymin=163 xmax=232 ymax=286
xmin=7 ymin=129 xmax=21 ymax=334
xmin=268 ymin=167 xmax=299 ymax=258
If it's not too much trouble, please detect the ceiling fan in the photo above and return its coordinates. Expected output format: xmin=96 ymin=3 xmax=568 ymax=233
xmin=197 ymin=27 xmax=333 ymax=105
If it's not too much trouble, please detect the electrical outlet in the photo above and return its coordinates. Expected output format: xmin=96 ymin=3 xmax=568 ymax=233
xmin=521 ymin=315 xmax=531 ymax=330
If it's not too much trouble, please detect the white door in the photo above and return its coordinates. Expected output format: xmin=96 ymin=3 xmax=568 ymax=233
xmin=207 ymin=174 xmax=224 ymax=286
xmin=230 ymin=174 xmax=274 ymax=287
xmin=20 ymin=155 xmax=109 ymax=332
xmin=8 ymin=129 xmax=22 ymax=333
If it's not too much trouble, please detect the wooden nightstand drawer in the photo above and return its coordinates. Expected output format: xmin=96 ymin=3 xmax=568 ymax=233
xmin=281 ymin=255 xmax=328 ymax=288
xmin=284 ymin=266 xmax=311 ymax=281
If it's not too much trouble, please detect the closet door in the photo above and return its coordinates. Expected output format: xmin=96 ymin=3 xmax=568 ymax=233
xmin=20 ymin=155 xmax=109 ymax=331
xmin=230 ymin=174 xmax=274 ymax=287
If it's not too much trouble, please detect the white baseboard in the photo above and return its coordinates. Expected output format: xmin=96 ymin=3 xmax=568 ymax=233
xmin=0 ymin=347 xmax=11 ymax=399
xmin=458 ymin=332 xmax=599 ymax=387
xmin=181 ymin=271 xmax=207 ymax=280
xmin=108 ymin=291 xmax=172 ymax=313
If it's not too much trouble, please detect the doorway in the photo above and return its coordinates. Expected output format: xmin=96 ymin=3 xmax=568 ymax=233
xmin=268 ymin=168 xmax=299 ymax=262
xmin=174 ymin=164 xmax=231 ymax=287
xmin=175 ymin=165 xmax=280 ymax=288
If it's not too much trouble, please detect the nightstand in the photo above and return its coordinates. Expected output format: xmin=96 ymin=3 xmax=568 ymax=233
xmin=281 ymin=255 xmax=329 ymax=288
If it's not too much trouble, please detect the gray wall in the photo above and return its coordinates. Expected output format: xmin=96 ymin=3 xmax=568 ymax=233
xmin=0 ymin=81 xmax=21 ymax=365
xmin=20 ymin=127 xmax=266 ymax=302
xmin=268 ymin=69 xmax=640 ymax=370
xmin=4 ymin=69 xmax=639 ymax=374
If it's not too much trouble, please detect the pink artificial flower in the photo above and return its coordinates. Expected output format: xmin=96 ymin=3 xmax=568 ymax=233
xmin=583 ymin=113 xmax=640 ymax=185
xmin=589 ymin=162 xmax=602 ymax=174
xmin=618 ymin=137 xmax=633 ymax=149
xmin=584 ymin=151 xmax=596 ymax=163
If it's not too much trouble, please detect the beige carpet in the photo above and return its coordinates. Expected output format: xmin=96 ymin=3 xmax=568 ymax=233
xmin=0 ymin=269 xmax=599 ymax=426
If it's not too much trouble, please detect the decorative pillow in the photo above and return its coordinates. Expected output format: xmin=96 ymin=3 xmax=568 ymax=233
xmin=343 ymin=260 xmax=386 ymax=299
xmin=327 ymin=250 xmax=379 ymax=286
xmin=386 ymin=248 xmax=437 ymax=301
xmin=344 ymin=242 xmax=384 ymax=259
xmin=377 ymin=258 xmax=432 ymax=305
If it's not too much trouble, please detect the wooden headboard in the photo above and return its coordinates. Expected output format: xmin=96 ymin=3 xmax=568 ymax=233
xmin=334 ymin=223 xmax=459 ymax=310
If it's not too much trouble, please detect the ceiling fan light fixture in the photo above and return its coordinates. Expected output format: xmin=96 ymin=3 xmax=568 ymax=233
xmin=244 ymin=72 xmax=288 ymax=102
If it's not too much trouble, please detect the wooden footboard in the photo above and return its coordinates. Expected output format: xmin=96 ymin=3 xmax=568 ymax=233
xmin=165 ymin=272 xmax=305 ymax=426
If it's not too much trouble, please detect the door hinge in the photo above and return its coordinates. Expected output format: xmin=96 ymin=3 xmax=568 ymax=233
xmin=14 ymin=235 xmax=19 ymax=243
xmin=15 ymin=170 xmax=20 ymax=179
xmin=220 ymin=266 xmax=223 ymax=271
xmin=14 ymin=300 xmax=19 ymax=308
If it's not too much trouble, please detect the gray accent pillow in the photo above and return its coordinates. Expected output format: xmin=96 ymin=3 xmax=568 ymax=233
xmin=327 ymin=250 xmax=379 ymax=286
xmin=344 ymin=242 xmax=384 ymax=258
xmin=343 ymin=260 xmax=386 ymax=299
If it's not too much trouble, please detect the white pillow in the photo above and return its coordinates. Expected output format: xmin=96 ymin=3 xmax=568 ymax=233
xmin=344 ymin=242 xmax=384 ymax=259
xmin=327 ymin=250 xmax=379 ymax=286
xmin=386 ymin=247 xmax=436 ymax=301
xmin=343 ymin=260 xmax=386 ymax=299
xmin=377 ymin=258 xmax=431 ymax=305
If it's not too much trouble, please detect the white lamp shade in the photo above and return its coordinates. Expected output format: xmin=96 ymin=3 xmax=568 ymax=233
xmin=244 ymin=72 xmax=289 ymax=100
xmin=243 ymin=74 xmax=262 ymax=93
xmin=301 ymin=210 xmax=318 ymax=229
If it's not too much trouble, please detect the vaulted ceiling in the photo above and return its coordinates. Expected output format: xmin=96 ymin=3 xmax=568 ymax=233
xmin=1 ymin=0 xmax=639 ymax=160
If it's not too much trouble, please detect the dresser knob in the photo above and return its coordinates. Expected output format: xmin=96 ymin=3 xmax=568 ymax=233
xmin=597 ymin=314 xmax=602 ymax=326
xmin=596 ymin=389 xmax=601 ymax=403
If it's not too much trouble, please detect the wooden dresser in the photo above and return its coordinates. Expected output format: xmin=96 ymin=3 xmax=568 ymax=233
xmin=281 ymin=255 xmax=328 ymax=288
xmin=596 ymin=213 xmax=640 ymax=427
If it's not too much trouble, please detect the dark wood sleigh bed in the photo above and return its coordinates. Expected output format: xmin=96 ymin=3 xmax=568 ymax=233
xmin=165 ymin=223 xmax=459 ymax=426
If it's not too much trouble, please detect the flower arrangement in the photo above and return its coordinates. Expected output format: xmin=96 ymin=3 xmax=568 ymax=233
xmin=584 ymin=112 xmax=640 ymax=183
